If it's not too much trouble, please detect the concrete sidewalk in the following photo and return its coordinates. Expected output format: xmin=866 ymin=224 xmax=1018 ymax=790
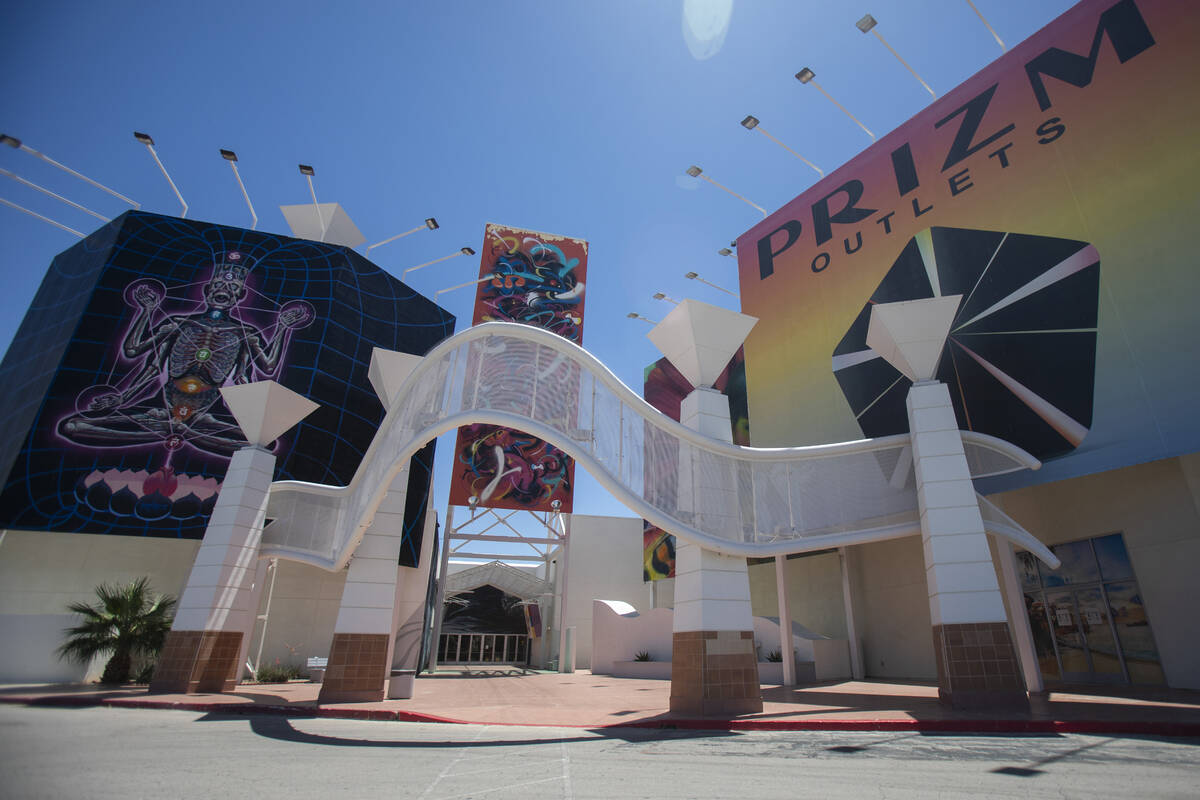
xmin=3 ymin=671 xmax=1199 ymax=735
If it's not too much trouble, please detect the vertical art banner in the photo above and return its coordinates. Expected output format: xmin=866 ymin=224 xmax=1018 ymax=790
xmin=447 ymin=224 xmax=587 ymax=512
xmin=641 ymin=351 xmax=749 ymax=581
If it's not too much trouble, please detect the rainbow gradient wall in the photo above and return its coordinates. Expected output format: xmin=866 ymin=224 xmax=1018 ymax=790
xmin=735 ymin=0 xmax=1200 ymax=490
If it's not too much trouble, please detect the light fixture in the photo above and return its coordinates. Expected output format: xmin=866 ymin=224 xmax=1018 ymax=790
xmin=1 ymin=167 xmax=108 ymax=222
xmin=0 ymin=196 xmax=85 ymax=237
xmin=856 ymin=14 xmax=936 ymax=99
xmin=401 ymin=247 xmax=477 ymax=281
xmin=652 ymin=292 xmax=680 ymax=305
xmin=433 ymin=273 xmax=492 ymax=300
xmin=626 ymin=312 xmax=657 ymax=325
xmin=683 ymin=165 xmax=768 ymax=218
xmin=794 ymin=68 xmax=876 ymax=141
xmin=298 ymin=163 xmax=325 ymax=241
xmin=685 ymin=271 xmax=738 ymax=298
xmin=366 ymin=217 xmax=442 ymax=258
xmin=739 ymin=114 xmax=824 ymax=178
xmin=134 ymin=131 xmax=187 ymax=217
xmin=219 ymin=148 xmax=257 ymax=230
xmin=0 ymin=133 xmax=138 ymax=208
xmin=718 ymin=248 xmax=733 ymax=257
xmin=965 ymin=0 xmax=1006 ymax=51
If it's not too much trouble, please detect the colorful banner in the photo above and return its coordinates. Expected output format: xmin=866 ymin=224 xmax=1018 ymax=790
xmin=735 ymin=0 xmax=1200 ymax=490
xmin=447 ymin=224 xmax=588 ymax=512
xmin=0 ymin=211 xmax=453 ymax=552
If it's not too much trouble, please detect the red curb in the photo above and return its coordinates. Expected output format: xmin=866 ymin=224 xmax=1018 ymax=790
xmin=3 ymin=694 xmax=1198 ymax=737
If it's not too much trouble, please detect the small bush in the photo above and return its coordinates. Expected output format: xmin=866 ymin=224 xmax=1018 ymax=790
xmin=133 ymin=662 xmax=157 ymax=684
xmin=634 ymin=651 xmax=652 ymax=662
xmin=255 ymin=663 xmax=305 ymax=683
xmin=766 ymin=650 xmax=783 ymax=662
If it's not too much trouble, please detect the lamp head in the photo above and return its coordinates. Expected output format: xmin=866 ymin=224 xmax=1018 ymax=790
xmin=461 ymin=247 xmax=475 ymax=255
xmin=740 ymin=115 xmax=759 ymax=130
xmin=133 ymin=131 xmax=155 ymax=146
xmin=425 ymin=217 xmax=439 ymax=230
xmin=652 ymin=292 xmax=667 ymax=301
xmin=219 ymin=148 xmax=238 ymax=162
xmin=795 ymin=67 xmax=815 ymax=84
xmin=856 ymin=14 xmax=877 ymax=33
xmin=685 ymin=165 xmax=702 ymax=177
xmin=718 ymin=248 xmax=733 ymax=257
xmin=0 ymin=134 xmax=21 ymax=149
xmin=298 ymin=164 xmax=315 ymax=176
xmin=685 ymin=272 xmax=699 ymax=280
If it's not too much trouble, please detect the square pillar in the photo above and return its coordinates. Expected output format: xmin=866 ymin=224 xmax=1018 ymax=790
xmin=318 ymin=474 xmax=409 ymax=703
xmin=909 ymin=381 xmax=1028 ymax=711
xmin=151 ymin=447 xmax=274 ymax=693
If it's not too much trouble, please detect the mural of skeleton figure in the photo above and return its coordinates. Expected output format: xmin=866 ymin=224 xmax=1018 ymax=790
xmin=58 ymin=252 xmax=314 ymax=458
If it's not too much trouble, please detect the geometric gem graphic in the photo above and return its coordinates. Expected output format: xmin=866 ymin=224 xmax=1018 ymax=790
xmin=832 ymin=226 xmax=1099 ymax=462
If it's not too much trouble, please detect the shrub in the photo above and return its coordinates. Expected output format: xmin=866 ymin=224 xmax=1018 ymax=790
xmin=766 ymin=650 xmax=783 ymax=662
xmin=57 ymin=577 xmax=176 ymax=684
xmin=634 ymin=651 xmax=652 ymax=662
xmin=255 ymin=662 xmax=305 ymax=683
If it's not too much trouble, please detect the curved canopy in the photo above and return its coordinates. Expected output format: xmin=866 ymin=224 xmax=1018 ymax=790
xmin=263 ymin=322 xmax=1056 ymax=569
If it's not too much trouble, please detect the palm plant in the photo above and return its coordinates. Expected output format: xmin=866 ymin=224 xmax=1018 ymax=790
xmin=57 ymin=577 xmax=176 ymax=684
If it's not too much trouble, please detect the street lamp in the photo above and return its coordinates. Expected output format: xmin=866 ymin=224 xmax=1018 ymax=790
xmin=964 ymin=0 xmax=1006 ymax=51
xmin=684 ymin=271 xmax=738 ymax=298
xmin=0 ymin=166 xmax=108 ymax=222
xmin=366 ymin=217 xmax=439 ymax=258
xmin=401 ymin=246 xmax=476 ymax=282
xmin=1 ymin=133 xmax=139 ymax=208
xmin=795 ymin=68 xmax=876 ymax=141
xmin=0 ymin=196 xmax=85 ymax=237
xmin=134 ymin=132 xmax=188 ymax=217
xmin=433 ymin=272 xmax=491 ymax=301
xmin=740 ymin=115 xmax=824 ymax=178
xmin=219 ymin=149 xmax=258 ymax=230
xmin=297 ymin=163 xmax=325 ymax=241
xmin=626 ymin=312 xmax=658 ymax=325
xmin=684 ymin=165 xmax=767 ymax=218
xmin=856 ymin=15 xmax=936 ymax=99
xmin=718 ymin=247 xmax=733 ymax=257
xmin=652 ymin=292 xmax=680 ymax=305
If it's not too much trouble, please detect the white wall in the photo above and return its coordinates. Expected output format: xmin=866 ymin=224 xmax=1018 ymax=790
xmin=748 ymin=551 xmax=847 ymax=639
xmin=0 ymin=530 xmax=199 ymax=682
xmin=562 ymin=514 xmax=649 ymax=670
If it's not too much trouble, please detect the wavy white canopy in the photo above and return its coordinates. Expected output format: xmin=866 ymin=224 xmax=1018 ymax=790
xmin=263 ymin=322 xmax=1058 ymax=570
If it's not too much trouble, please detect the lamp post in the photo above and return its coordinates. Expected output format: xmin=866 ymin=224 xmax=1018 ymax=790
xmin=684 ymin=271 xmax=737 ymax=298
xmin=652 ymin=292 xmax=680 ymax=305
xmin=1 ymin=133 xmax=139 ymax=208
xmin=401 ymin=246 xmax=476 ymax=282
xmin=366 ymin=217 xmax=439 ymax=258
xmin=684 ymin=166 xmax=768 ymax=218
xmin=626 ymin=312 xmax=658 ymax=325
xmin=0 ymin=167 xmax=109 ymax=222
xmin=134 ymin=132 xmax=187 ymax=217
xmin=856 ymin=15 xmax=937 ymax=99
xmin=297 ymin=163 xmax=325 ymax=242
xmin=0 ymin=197 xmax=84 ymax=237
xmin=965 ymin=0 xmax=1006 ymax=51
xmin=219 ymin=149 xmax=258 ymax=230
xmin=739 ymin=116 xmax=824 ymax=178
xmin=794 ymin=68 xmax=876 ymax=141
xmin=717 ymin=247 xmax=733 ymax=257
xmin=433 ymin=271 xmax=491 ymax=301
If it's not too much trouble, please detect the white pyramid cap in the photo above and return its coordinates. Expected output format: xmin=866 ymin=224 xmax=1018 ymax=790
xmin=647 ymin=299 xmax=758 ymax=388
xmin=220 ymin=380 xmax=320 ymax=447
xmin=279 ymin=202 xmax=366 ymax=248
xmin=866 ymin=295 xmax=962 ymax=382
xmin=368 ymin=347 xmax=424 ymax=407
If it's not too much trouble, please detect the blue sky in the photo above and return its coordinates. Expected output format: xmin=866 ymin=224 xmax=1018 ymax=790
xmin=0 ymin=0 xmax=1075 ymax=522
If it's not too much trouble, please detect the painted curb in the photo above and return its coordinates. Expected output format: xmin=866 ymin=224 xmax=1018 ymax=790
xmin=2 ymin=694 xmax=1198 ymax=737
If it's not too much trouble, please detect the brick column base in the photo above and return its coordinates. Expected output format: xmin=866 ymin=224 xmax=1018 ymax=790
xmin=317 ymin=633 xmax=390 ymax=703
xmin=670 ymin=630 xmax=763 ymax=716
xmin=932 ymin=622 xmax=1030 ymax=711
xmin=149 ymin=630 xmax=242 ymax=694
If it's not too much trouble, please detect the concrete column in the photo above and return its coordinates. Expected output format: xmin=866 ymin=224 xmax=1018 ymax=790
xmin=909 ymin=381 xmax=1029 ymax=711
xmin=151 ymin=446 xmax=275 ymax=693
xmin=318 ymin=472 xmax=409 ymax=703
xmin=838 ymin=546 xmax=864 ymax=680
xmin=996 ymin=538 xmax=1045 ymax=694
xmin=774 ymin=555 xmax=796 ymax=686
xmin=670 ymin=387 xmax=761 ymax=716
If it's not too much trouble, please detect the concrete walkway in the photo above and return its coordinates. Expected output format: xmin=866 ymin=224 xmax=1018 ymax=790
xmin=3 ymin=671 xmax=1198 ymax=735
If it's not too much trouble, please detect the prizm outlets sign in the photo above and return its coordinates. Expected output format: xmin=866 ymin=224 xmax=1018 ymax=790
xmin=752 ymin=0 xmax=1154 ymax=281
